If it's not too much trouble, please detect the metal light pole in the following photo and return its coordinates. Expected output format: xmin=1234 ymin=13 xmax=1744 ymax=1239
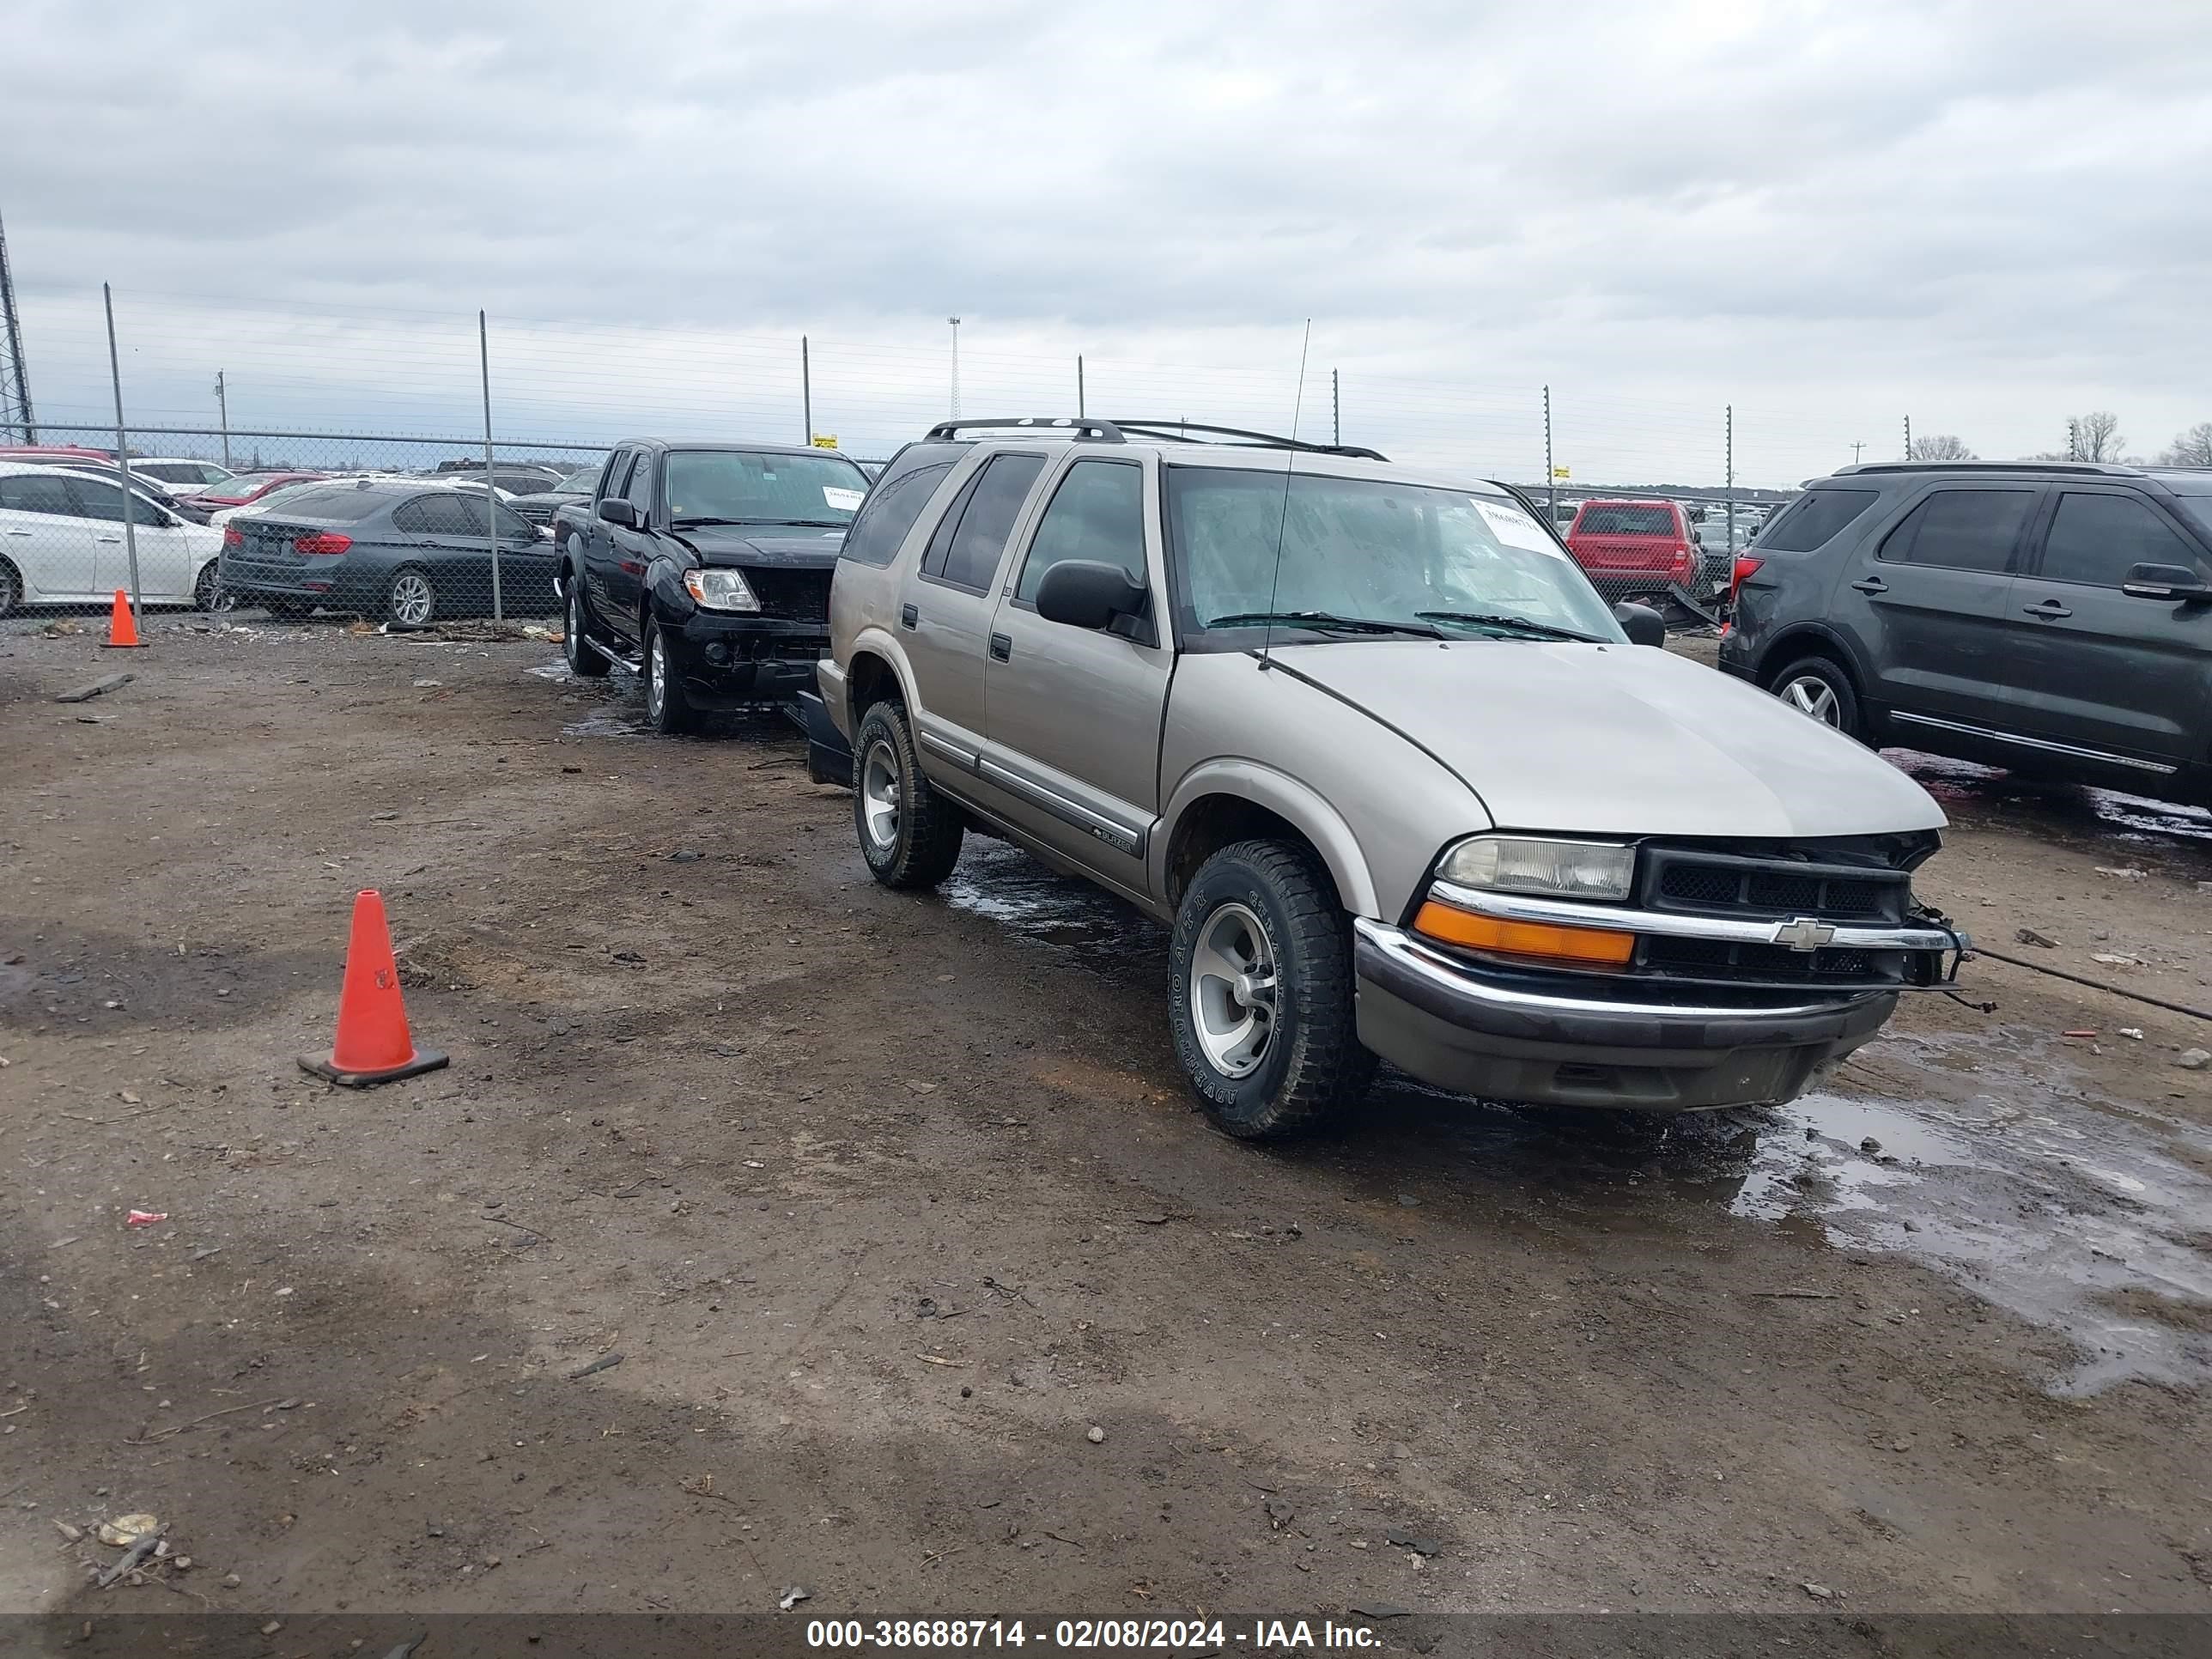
xmin=1332 ymin=368 xmax=1340 ymax=447
xmin=1076 ymin=355 xmax=1085 ymax=417
xmin=802 ymin=335 xmax=812 ymax=445
xmin=102 ymin=283 xmax=143 ymax=618
xmin=947 ymin=316 xmax=961 ymax=418
xmin=479 ymin=309 xmax=501 ymax=622
xmin=215 ymin=370 xmax=230 ymax=467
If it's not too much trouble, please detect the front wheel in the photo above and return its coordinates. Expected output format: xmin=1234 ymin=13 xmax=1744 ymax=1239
xmin=0 ymin=558 xmax=20 ymax=619
xmin=385 ymin=565 xmax=437 ymax=627
xmin=853 ymin=701 xmax=964 ymax=889
xmin=1771 ymin=654 xmax=1864 ymax=743
xmin=642 ymin=617 xmax=692 ymax=734
xmin=1170 ymin=839 xmax=1374 ymax=1139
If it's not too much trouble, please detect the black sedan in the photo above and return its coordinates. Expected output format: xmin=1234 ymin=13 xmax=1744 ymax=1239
xmin=216 ymin=478 xmax=558 ymax=623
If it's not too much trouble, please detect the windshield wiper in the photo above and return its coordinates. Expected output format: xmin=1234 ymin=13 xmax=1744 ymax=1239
xmin=1205 ymin=610 xmax=1444 ymax=639
xmin=1417 ymin=611 xmax=1604 ymax=642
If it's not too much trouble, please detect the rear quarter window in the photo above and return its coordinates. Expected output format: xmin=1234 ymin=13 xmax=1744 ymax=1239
xmin=1755 ymin=488 xmax=1881 ymax=552
xmin=838 ymin=453 xmax=959 ymax=568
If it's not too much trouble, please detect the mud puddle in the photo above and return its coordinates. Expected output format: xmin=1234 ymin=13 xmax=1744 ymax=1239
xmin=939 ymin=842 xmax=1165 ymax=980
xmin=1887 ymin=748 xmax=2212 ymax=849
xmin=1351 ymin=1046 xmax=2212 ymax=1395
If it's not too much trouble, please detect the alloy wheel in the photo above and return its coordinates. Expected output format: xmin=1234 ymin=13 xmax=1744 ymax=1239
xmin=390 ymin=572 xmax=434 ymax=626
xmin=1778 ymin=674 xmax=1841 ymax=726
xmin=860 ymin=741 xmax=902 ymax=850
xmin=646 ymin=629 xmax=667 ymax=722
xmin=1188 ymin=901 xmax=1279 ymax=1079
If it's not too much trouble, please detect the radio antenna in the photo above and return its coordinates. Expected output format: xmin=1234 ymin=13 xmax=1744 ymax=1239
xmin=1257 ymin=318 xmax=1313 ymax=672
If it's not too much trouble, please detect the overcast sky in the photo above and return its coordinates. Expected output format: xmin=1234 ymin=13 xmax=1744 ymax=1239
xmin=4 ymin=0 xmax=2209 ymax=484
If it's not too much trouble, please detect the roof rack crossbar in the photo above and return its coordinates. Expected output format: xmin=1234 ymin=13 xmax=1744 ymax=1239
xmin=923 ymin=416 xmax=1127 ymax=443
xmin=1108 ymin=418 xmax=1388 ymax=463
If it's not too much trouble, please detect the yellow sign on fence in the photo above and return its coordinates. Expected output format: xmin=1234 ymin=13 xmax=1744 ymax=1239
xmin=1552 ymin=465 xmax=1571 ymax=480
xmin=812 ymin=434 xmax=840 ymax=449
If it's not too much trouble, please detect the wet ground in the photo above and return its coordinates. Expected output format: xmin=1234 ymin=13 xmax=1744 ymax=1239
xmin=3 ymin=619 xmax=2209 ymax=1620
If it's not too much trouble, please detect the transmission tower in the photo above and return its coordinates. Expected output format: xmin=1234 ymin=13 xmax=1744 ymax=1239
xmin=0 ymin=208 xmax=33 ymax=444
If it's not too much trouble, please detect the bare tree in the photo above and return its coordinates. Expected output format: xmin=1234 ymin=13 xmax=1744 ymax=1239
xmin=2158 ymin=422 xmax=2212 ymax=467
xmin=1907 ymin=434 xmax=1976 ymax=461
xmin=2071 ymin=410 xmax=2124 ymax=462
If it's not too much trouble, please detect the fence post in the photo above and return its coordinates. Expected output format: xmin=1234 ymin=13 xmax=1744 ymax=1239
xmin=802 ymin=335 xmax=812 ymax=445
xmin=215 ymin=371 xmax=230 ymax=468
xmin=1542 ymin=385 xmax=1555 ymax=521
xmin=479 ymin=309 xmax=501 ymax=622
xmin=1332 ymin=369 xmax=1340 ymax=447
xmin=102 ymin=283 xmax=143 ymax=620
xmin=1725 ymin=404 xmax=1735 ymax=568
xmin=1903 ymin=414 xmax=1911 ymax=461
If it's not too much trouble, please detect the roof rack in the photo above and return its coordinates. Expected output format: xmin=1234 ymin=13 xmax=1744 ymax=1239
xmin=921 ymin=416 xmax=1388 ymax=463
xmin=1836 ymin=459 xmax=2143 ymax=477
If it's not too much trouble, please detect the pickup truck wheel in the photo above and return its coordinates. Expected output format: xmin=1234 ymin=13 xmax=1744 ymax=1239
xmin=563 ymin=579 xmax=608 ymax=678
xmin=642 ymin=617 xmax=692 ymax=735
xmin=1170 ymin=839 xmax=1375 ymax=1139
xmin=1771 ymin=654 xmax=1863 ymax=742
xmin=853 ymin=701 xmax=963 ymax=889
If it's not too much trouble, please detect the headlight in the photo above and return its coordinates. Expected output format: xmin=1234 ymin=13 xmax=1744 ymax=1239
xmin=684 ymin=568 xmax=760 ymax=612
xmin=1438 ymin=836 xmax=1636 ymax=902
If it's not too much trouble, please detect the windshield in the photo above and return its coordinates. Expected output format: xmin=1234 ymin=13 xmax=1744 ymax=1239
xmin=1164 ymin=467 xmax=1625 ymax=644
xmin=663 ymin=450 xmax=869 ymax=526
xmin=222 ymin=474 xmax=293 ymax=495
xmin=557 ymin=465 xmax=603 ymax=493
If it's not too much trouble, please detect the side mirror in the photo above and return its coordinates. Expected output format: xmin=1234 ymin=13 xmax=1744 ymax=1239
xmin=597 ymin=498 xmax=638 ymax=530
xmin=1613 ymin=601 xmax=1668 ymax=647
xmin=2120 ymin=562 xmax=2212 ymax=602
xmin=1036 ymin=560 xmax=1146 ymax=631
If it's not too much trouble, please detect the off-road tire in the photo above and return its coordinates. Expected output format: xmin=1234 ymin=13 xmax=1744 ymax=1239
xmin=642 ymin=616 xmax=692 ymax=735
xmin=1770 ymin=653 xmax=1865 ymax=743
xmin=563 ymin=576 xmax=608 ymax=677
xmin=1170 ymin=838 xmax=1376 ymax=1139
xmin=854 ymin=700 xmax=963 ymax=889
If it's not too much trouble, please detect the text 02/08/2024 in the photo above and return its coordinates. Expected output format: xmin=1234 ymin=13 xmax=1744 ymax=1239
xmin=805 ymin=1619 xmax=1259 ymax=1649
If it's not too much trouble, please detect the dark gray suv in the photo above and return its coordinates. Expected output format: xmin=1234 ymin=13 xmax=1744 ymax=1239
xmin=1719 ymin=461 xmax=2212 ymax=803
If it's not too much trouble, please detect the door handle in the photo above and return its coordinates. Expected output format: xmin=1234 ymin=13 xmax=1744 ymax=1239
xmin=97 ymin=535 xmax=122 ymax=545
xmin=900 ymin=603 xmax=918 ymax=629
xmin=989 ymin=632 xmax=1012 ymax=662
xmin=2023 ymin=599 xmax=2073 ymax=619
xmin=1850 ymin=576 xmax=1887 ymax=594
xmin=5 ymin=529 xmax=30 ymax=537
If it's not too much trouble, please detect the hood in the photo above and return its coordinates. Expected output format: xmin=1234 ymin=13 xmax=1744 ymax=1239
xmin=1270 ymin=639 xmax=1945 ymax=838
xmin=674 ymin=523 xmax=847 ymax=568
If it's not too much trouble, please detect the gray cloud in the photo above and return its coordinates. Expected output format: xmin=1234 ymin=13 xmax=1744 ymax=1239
xmin=4 ymin=0 xmax=2209 ymax=483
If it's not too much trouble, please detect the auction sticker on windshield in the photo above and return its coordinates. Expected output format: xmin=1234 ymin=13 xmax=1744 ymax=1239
xmin=1473 ymin=497 xmax=1553 ymax=550
xmin=824 ymin=486 xmax=866 ymax=512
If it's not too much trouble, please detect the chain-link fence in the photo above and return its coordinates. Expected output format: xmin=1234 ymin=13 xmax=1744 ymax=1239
xmin=2 ymin=285 xmax=1936 ymax=629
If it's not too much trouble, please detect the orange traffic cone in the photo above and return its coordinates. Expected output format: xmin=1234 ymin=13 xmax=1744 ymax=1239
xmin=100 ymin=589 xmax=146 ymax=649
xmin=298 ymin=890 xmax=449 ymax=1087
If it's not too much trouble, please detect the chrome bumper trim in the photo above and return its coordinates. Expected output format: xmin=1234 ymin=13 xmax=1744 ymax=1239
xmin=1425 ymin=878 xmax=1959 ymax=954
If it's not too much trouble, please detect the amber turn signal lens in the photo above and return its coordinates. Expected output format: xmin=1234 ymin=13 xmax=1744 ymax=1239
xmin=1413 ymin=900 xmax=1635 ymax=967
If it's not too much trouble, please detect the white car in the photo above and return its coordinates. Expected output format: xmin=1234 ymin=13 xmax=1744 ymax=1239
xmin=0 ymin=462 xmax=226 ymax=616
xmin=131 ymin=458 xmax=235 ymax=494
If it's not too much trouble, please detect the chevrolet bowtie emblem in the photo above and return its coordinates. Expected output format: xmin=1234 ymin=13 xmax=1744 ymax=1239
xmin=1771 ymin=917 xmax=1837 ymax=951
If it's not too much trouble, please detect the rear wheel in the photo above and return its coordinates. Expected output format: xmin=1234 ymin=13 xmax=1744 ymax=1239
xmin=642 ymin=617 xmax=692 ymax=734
xmin=1170 ymin=839 xmax=1375 ymax=1139
xmin=853 ymin=701 xmax=964 ymax=889
xmin=564 ymin=578 xmax=608 ymax=677
xmin=1771 ymin=654 xmax=1864 ymax=743
xmin=192 ymin=560 xmax=230 ymax=613
xmin=385 ymin=565 xmax=436 ymax=627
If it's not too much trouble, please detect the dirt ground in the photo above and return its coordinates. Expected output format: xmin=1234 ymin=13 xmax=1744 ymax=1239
xmin=3 ymin=616 xmax=2210 ymax=1628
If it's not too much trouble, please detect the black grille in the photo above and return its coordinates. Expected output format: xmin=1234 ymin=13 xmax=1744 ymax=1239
xmin=744 ymin=568 xmax=830 ymax=623
xmin=515 ymin=502 xmax=557 ymax=525
xmin=1642 ymin=936 xmax=1902 ymax=986
xmin=1644 ymin=848 xmax=1907 ymax=922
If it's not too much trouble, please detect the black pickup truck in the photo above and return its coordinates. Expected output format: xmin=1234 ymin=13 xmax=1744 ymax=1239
xmin=552 ymin=439 xmax=872 ymax=733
